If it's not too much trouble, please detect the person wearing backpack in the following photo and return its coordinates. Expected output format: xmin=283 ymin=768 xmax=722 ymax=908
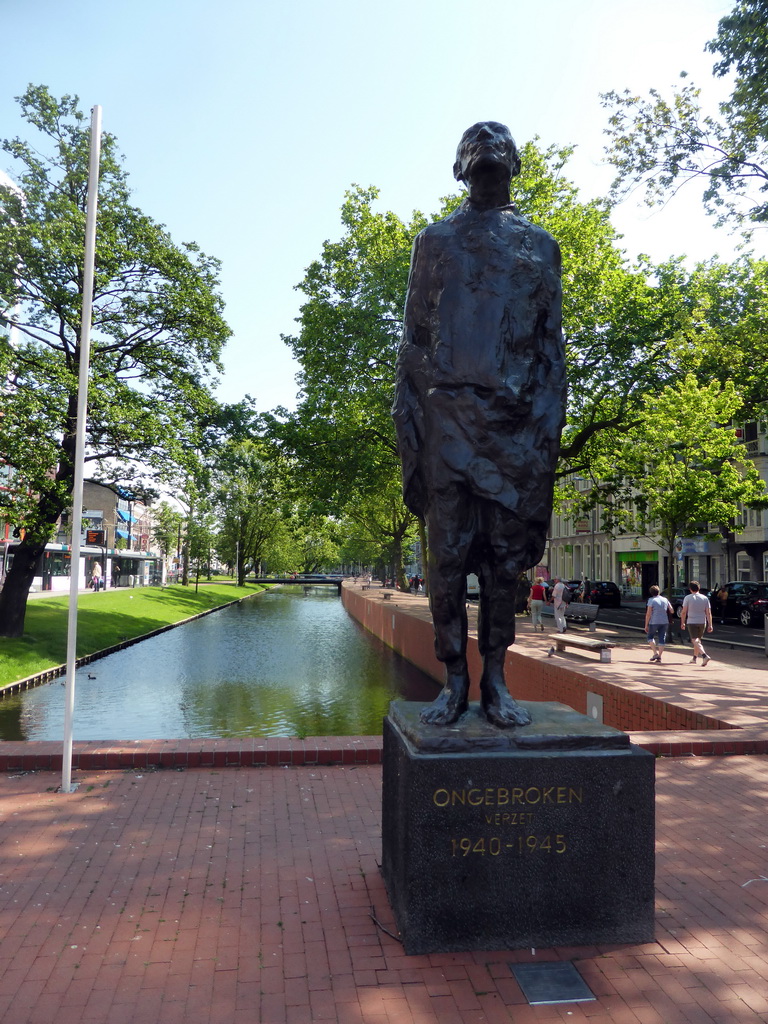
xmin=551 ymin=577 xmax=568 ymax=633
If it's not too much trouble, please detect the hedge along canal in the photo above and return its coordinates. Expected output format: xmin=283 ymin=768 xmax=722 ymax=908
xmin=0 ymin=585 xmax=439 ymax=742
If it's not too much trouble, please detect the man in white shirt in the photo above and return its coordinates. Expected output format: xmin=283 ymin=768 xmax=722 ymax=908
xmin=680 ymin=581 xmax=714 ymax=665
xmin=551 ymin=577 xmax=567 ymax=633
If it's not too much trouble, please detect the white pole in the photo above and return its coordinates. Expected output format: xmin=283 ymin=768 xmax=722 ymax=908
xmin=61 ymin=105 xmax=102 ymax=794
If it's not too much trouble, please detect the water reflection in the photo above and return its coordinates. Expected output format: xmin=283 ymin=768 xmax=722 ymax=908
xmin=2 ymin=587 xmax=438 ymax=740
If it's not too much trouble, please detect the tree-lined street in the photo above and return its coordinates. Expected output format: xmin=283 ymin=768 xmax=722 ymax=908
xmin=3 ymin=2 xmax=768 ymax=640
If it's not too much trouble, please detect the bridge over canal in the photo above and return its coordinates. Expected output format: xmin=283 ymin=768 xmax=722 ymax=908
xmin=252 ymin=576 xmax=344 ymax=595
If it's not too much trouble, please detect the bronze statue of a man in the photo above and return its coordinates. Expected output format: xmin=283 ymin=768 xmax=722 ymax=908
xmin=392 ymin=121 xmax=566 ymax=728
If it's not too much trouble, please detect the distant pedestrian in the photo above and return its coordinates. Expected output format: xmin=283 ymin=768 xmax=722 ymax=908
xmin=528 ymin=577 xmax=547 ymax=632
xmin=91 ymin=561 xmax=103 ymax=592
xmin=715 ymin=584 xmax=728 ymax=624
xmin=644 ymin=585 xmax=673 ymax=663
xmin=551 ymin=577 xmax=567 ymax=633
xmin=680 ymin=581 xmax=713 ymax=666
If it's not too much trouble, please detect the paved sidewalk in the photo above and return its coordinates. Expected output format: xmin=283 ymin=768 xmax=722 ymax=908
xmin=355 ymin=585 xmax=768 ymax=755
xmin=0 ymin=759 xmax=767 ymax=1024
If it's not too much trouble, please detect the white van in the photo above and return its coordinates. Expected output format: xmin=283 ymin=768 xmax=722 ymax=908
xmin=466 ymin=573 xmax=480 ymax=599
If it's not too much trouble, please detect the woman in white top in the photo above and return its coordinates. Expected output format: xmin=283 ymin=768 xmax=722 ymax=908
xmin=644 ymin=585 xmax=673 ymax=663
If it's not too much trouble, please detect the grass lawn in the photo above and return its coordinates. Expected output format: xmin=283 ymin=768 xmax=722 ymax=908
xmin=0 ymin=583 xmax=270 ymax=687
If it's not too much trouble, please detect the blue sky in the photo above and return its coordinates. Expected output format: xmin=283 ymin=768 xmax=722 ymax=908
xmin=1 ymin=0 xmax=753 ymax=411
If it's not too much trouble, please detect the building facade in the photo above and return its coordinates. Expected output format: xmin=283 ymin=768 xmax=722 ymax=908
xmin=548 ymin=421 xmax=768 ymax=598
xmin=1 ymin=479 xmax=163 ymax=592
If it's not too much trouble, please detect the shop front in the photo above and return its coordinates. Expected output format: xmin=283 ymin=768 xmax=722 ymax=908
xmin=615 ymin=549 xmax=660 ymax=598
xmin=677 ymin=538 xmax=725 ymax=589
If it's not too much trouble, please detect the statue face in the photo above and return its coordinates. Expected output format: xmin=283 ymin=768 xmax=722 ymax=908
xmin=455 ymin=122 xmax=519 ymax=183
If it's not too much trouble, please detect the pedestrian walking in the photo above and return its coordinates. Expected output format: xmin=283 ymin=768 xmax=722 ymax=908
xmin=644 ymin=584 xmax=673 ymax=662
xmin=551 ymin=577 xmax=567 ymax=633
xmin=680 ymin=581 xmax=713 ymax=665
xmin=528 ymin=577 xmax=547 ymax=631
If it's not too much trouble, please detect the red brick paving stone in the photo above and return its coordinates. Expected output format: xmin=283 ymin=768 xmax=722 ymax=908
xmin=0 ymin=759 xmax=767 ymax=1023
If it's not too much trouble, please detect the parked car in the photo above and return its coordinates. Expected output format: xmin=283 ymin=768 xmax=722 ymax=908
xmin=712 ymin=581 xmax=768 ymax=626
xmin=662 ymin=585 xmax=712 ymax=618
xmin=585 ymin=581 xmax=622 ymax=608
xmin=466 ymin=573 xmax=480 ymax=599
xmin=735 ymin=584 xmax=768 ymax=626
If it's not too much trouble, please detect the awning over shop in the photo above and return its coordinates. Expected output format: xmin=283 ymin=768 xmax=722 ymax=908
xmin=116 ymin=510 xmax=137 ymax=523
xmin=115 ymin=529 xmax=129 ymax=539
xmin=616 ymin=551 xmax=658 ymax=562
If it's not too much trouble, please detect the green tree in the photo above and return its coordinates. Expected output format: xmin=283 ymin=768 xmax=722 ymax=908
xmin=268 ymin=184 xmax=420 ymax=587
xmin=0 ymin=86 xmax=230 ymax=635
xmin=187 ymin=505 xmax=216 ymax=591
xmin=213 ymin=440 xmax=289 ymax=585
xmin=592 ymin=374 xmax=767 ymax=587
xmin=274 ymin=142 xmax=690 ymax=586
xmin=286 ymin=514 xmax=341 ymax=574
xmin=152 ymin=501 xmax=184 ymax=564
xmin=634 ymin=254 xmax=768 ymax=427
xmin=341 ymin=483 xmax=419 ymax=588
xmin=602 ymin=0 xmax=768 ymax=229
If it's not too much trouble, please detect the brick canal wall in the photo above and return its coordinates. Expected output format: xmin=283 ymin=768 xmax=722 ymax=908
xmin=341 ymin=583 xmax=728 ymax=737
xmin=1 ymin=582 xmax=763 ymax=770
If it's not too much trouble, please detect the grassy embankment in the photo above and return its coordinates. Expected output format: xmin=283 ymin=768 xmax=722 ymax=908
xmin=0 ymin=583 xmax=270 ymax=687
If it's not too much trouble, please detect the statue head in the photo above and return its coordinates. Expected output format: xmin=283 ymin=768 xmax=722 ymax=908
xmin=453 ymin=121 xmax=521 ymax=185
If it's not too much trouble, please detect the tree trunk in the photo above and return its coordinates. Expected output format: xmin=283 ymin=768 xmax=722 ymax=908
xmin=392 ymin=532 xmax=410 ymax=592
xmin=0 ymin=540 xmax=47 ymax=638
xmin=182 ymin=541 xmax=190 ymax=586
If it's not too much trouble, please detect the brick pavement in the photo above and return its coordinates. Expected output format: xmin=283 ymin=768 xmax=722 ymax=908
xmin=0 ymin=759 xmax=767 ymax=1024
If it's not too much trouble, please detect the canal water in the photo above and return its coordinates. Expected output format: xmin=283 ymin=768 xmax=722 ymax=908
xmin=0 ymin=587 xmax=438 ymax=741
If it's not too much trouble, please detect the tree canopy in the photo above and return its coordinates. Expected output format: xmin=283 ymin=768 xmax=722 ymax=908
xmin=0 ymin=85 xmax=231 ymax=635
xmin=586 ymin=374 xmax=767 ymax=587
xmin=272 ymin=142 xmax=696 ymax=577
xmin=602 ymin=0 xmax=768 ymax=230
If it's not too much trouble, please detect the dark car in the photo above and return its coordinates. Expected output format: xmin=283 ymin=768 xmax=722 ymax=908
xmin=712 ymin=581 xmax=768 ymax=626
xmin=733 ymin=584 xmax=768 ymax=626
xmin=716 ymin=585 xmax=765 ymax=622
xmin=585 ymin=581 xmax=621 ymax=608
xmin=736 ymin=584 xmax=768 ymax=626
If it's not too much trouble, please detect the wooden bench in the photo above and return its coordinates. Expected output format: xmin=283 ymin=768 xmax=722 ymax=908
xmin=540 ymin=602 xmax=600 ymax=631
xmin=547 ymin=634 xmax=615 ymax=662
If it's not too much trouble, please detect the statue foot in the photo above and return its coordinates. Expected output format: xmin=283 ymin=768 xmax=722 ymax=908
xmin=419 ymin=671 xmax=469 ymax=726
xmin=480 ymin=676 xmax=532 ymax=728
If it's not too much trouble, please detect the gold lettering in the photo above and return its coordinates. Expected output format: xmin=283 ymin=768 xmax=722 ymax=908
xmin=434 ymin=785 xmax=583 ymax=808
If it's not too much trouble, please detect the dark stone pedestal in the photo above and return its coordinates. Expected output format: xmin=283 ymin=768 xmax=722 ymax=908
xmin=381 ymin=701 xmax=655 ymax=955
